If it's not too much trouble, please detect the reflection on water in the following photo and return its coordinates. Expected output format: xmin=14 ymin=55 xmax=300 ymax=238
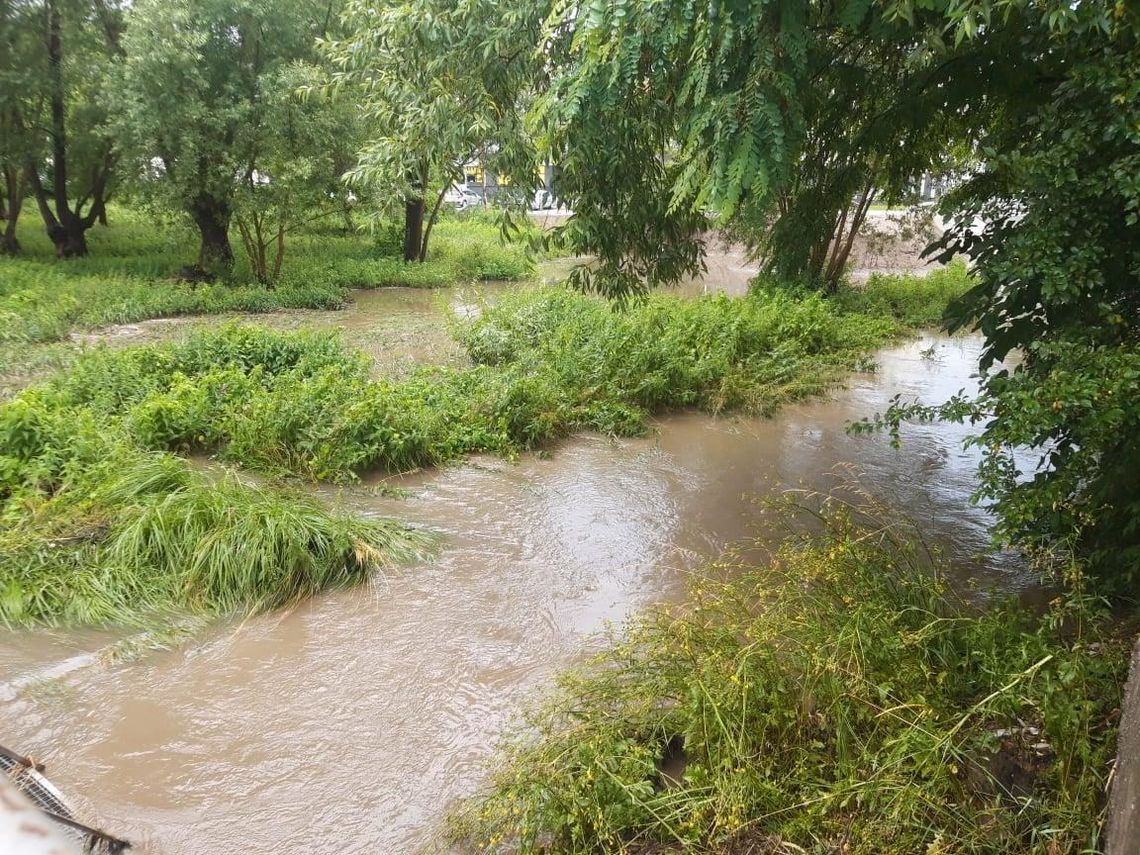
xmin=3 ymin=292 xmax=1025 ymax=854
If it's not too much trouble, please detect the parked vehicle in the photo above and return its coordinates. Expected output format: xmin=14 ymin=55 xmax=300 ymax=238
xmin=531 ymin=188 xmax=557 ymax=211
xmin=444 ymin=186 xmax=481 ymax=209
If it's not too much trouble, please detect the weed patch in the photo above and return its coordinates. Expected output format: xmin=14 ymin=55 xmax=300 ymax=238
xmin=831 ymin=259 xmax=974 ymax=327
xmin=0 ymin=276 xmax=960 ymax=626
xmin=451 ymin=496 xmax=1127 ymax=854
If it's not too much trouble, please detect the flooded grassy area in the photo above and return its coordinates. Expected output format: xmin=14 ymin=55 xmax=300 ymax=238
xmin=1 ymin=327 xmax=1049 ymax=854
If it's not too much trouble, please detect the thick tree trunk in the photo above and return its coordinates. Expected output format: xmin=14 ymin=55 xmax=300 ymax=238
xmin=44 ymin=0 xmax=86 ymax=258
xmin=0 ymin=218 xmax=19 ymax=256
xmin=191 ymin=199 xmax=234 ymax=273
xmin=24 ymin=0 xmax=107 ymax=258
xmin=403 ymin=197 xmax=425 ymax=263
xmin=49 ymin=216 xmax=87 ymax=257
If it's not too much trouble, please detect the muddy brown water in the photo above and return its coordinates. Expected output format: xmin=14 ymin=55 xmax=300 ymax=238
xmin=1 ymin=280 xmax=1029 ymax=854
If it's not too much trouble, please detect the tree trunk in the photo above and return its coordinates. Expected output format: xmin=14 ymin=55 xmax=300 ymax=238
xmin=191 ymin=198 xmax=234 ymax=273
xmin=0 ymin=164 xmax=22 ymax=255
xmin=823 ymin=182 xmax=875 ymax=293
xmin=419 ymin=183 xmax=450 ymax=263
xmin=49 ymin=217 xmax=88 ymax=257
xmin=272 ymin=221 xmax=286 ymax=281
xmin=44 ymin=0 xmax=85 ymax=258
xmin=24 ymin=0 xmax=105 ymax=258
xmin=403 ymin=196 xmax=425 ymax=262
xmin=0 ymin=216 xmax=19 ymax=256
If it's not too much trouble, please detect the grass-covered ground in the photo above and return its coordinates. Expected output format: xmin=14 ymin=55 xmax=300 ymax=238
xmin=451 ymin=496 xmax=1128 ymax=854
xmin=0 ymin=206 xmax=535 ymax=344
xmin=0 ymin=273 xmax=967 ymax=627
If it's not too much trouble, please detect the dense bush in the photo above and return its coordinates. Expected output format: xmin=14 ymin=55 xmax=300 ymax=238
xmin=453 ymin=497 xmax=1126 ymax=854
xmin=460 ymin=286 xmax=897 ymax=415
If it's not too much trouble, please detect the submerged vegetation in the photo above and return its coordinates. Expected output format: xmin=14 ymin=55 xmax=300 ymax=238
xmin=453 ymin=497 xmax=1128 ymax=854
xmin=0 ymin=440 xmax=429 ymax=627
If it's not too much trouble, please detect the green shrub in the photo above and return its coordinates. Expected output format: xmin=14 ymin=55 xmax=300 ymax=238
xmin=459 ymin=286 xmax=896 ymax=416
xmin=0 ymin=383 xmax=428 ymax=627
xmin=0 ymin=274 xmax=960 ymax=627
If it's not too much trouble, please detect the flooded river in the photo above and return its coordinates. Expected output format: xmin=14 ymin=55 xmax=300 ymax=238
xmin=1 ymin=282 xmax=1029 ymax=853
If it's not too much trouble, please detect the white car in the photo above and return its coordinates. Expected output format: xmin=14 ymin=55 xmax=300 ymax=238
xmin=531 ymin=189 xmax=557 ymax=210
xmin=444 ymin=186 xmax=481 ymax=210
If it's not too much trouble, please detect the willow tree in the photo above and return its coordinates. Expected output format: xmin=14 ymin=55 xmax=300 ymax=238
xmin=115 ymin=0 xmax=338 ymax=275
xmin=323 ymin=0 xmax=543 ymax=262
xmin=0 ymin=0 xmax=121 ymax=257
xmin=232 ymin=64 xmax=361 ymax=283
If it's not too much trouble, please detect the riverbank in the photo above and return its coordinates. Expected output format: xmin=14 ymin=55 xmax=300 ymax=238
xmin=451 ymin=494 xmax=1128 ymax=854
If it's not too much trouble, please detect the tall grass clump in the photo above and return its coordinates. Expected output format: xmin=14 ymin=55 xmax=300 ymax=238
xmin=0 ymin=394 xmax=428 ymax=627
xmin=459 ymin=287 xmax=898 ymax=416
xmin=831 ymin=258 xmax=974 ymax=327
xmin=452 ymin=495 xmax=1127 ymax=854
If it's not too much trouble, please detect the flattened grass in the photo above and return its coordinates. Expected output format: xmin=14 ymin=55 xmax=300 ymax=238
xmin=451 ymin=497 xmax=1126 ymax=854
xmin=0 ymin=419 xmax=429 ymax=627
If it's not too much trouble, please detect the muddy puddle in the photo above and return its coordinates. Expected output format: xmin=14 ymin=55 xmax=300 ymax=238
xmin=2 ymin=286 xmax=1026 ymax=853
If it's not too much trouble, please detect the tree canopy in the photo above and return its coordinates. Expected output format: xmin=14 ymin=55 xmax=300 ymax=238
xmin=320 ymin=0 xmax=544 ymax=262
xmin=114 ymin=0 xmax=345 ymax=273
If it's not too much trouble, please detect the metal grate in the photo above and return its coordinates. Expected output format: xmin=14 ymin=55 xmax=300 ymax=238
xmin=1 ymin=744 xmax=131 ymax=854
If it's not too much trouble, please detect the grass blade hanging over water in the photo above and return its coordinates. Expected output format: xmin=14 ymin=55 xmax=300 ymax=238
xmin=0 ymin=452 xmax=431 ymax=627
xmin=450 ymin=492 xmax=1127 ymax=854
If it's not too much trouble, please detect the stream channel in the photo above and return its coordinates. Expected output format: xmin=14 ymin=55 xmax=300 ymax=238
xmin=1 ymin=271 xmax=1034 ymax=853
